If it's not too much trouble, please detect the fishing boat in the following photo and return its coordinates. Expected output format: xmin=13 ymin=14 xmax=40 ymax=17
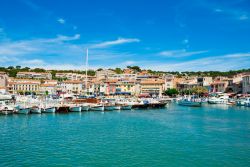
xmin=208 ymin=93 xmax=229 ymax=104
xmin=178 ymin=95 xmax=202 ymax=107
xmin=236 ymin=98 xmax=246 ymax=106
xmin=90 ymin=105 xmax=104 ymax=111
xmin=16 ymin=106 xmax=31 ymax=114
xmin=81 ymin=105 xmax=90 ymax=111
xmin=0 ymin=101 xmax=15 ymax=115
xmin=42 ymin=107 xmax=56 ymax=113
xmin=120 ymin=105 xmax=132 ymax=110
xmin=104 ymin=105 xmax=116 ymax=111
xmin=30 ymin=106 xmax=42 ymax=114
xmin=69 ymin=106 xmax=82 ymax=112
xmin=245 ymin=98 xmax=250 ymax=107
xmin=114 ymin=105 xmax=121 ymax=110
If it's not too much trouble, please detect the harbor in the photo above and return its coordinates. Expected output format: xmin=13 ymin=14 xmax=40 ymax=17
xmin=1 ymin=103 xmax=249 ymax=166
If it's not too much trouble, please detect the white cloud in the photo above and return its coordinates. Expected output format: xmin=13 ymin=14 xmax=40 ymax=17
xmin=21 ymin=59 xmax=45 ymax=65
xmin=57 ymin=18 xmax=65 ymax=24
xmin=159 ymin=49 xmax=208 ymax=57
xmin=214 ymin=8 xmax=223 ymax=12
xmin=92 ymin=37 xmax=140 ymax=48
xmin=145 ymin=53 xmax=250 ymax=71
xmin=182 ymin=39 xmax=189 ymax=45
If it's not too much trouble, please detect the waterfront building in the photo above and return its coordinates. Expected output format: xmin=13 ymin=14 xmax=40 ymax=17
xmin=242 ymin=74 xmax=250 ymax=94
xmin=210 ymin=77 xmax=229 ymax=93
xmin=164 ymin=74 xmax=176 ymax=90
xmin=55 ymin=73 xmax=86 ymax=80
xmin=40 ymin=83 xmax=57 ymax=95
xmin=96 ymin=69 xmax=116 ymax=80
xmin=16 ymin=72 xmax=52 ymax=80
xmin=176 ymin=76 xmax=198 ymax=91
xmin=123 ymin=68 xmax=135 ymax=74
xmin=139 ymin=79 xmax=165 ymax=96
xmin=8 ymin=79 xmax=40 ymax=94
xmin=58 ymin=80 xmax=84 ymax=94
xmin=0 ymin=72 xmax=8 ymax=90
xmin=108 ymin=74 xmax=137 ymax=80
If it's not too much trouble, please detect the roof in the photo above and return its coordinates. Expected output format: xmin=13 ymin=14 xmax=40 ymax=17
xmin=140 ymin=79 xmax=164 ymax=85
xmin=40 ymin=84 xmax=57 ymax=87
xmin=62 ymin=80 xmax=83 ymax=84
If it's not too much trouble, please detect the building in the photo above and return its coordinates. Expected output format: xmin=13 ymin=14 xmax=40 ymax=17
xmin=210 ymin=77 xmax=229 ymax=93
xmin=139 ymin=79 xmax=165 ymax=96
xmin=164 ymin=74 xmax=175 ymax=90
xmin=8 ymin=79 xmax=40 ymax=94
xmin=96 ymin=69 xmax=116 ymax=80
xmin=0 ymin=72 xmax=8 ymax=91
xmin=55 ymin=73 xmax=86 ymax=80
xmin=242 ymin=75 xmax=250 ymax=94
xmin=16 ymin=72 xmax=52 ymax=80
xmin=59 ymin=80 xmax=84 ymax=94
xmin=39 ymin=80 xmax=58 ymax=95
xmin=108 ymin=74 xmax=137 ymax=80
xmin=197 ymin=77 xmax=213 ymax=87
xmin=176 ymin=76 xmax=198 ymax=91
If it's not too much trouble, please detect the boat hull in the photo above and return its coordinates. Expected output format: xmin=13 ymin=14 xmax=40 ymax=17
xmin=17 ymin=108 xmax=30 ymax=114
xmin=104 ymin=106 xmax=116 ymax=111
xmin=42 ymin=107 xmax=56 ymax=113
xmin=178 ymin=101 xmax=201 ymax=107
xmin=90 ymin=106 xmax=104 ymax=111
xmin=120 ymin=105 xmax=132 ymax=110
xmin=81 ymin=106 xmax=89 ymax=111
xmin=30 ymin=108 xmax=42 ymax=114
xmin=70 ymin=106 xmax=82 ymax=112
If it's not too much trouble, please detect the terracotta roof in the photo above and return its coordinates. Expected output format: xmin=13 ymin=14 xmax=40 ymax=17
xmin=63 ymin=80 xmax=83 ymax=84
xmin=40 ymin=84 xmax=56 ymax=87
xmin=140 ymin=79 xmax=164 ymax=84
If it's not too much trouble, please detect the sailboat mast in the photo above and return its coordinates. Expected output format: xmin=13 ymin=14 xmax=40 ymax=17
xmin=85 ymin=48 xmax=88 ymax=94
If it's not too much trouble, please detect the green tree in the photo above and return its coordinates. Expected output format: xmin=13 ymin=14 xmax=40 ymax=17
xmin=16 ymin=65 xmax=21 ymax=69
xmin=114 ymin=68 xmax=123 ymax=74
xmin=164 ymin=88 xmax=179 ymax=97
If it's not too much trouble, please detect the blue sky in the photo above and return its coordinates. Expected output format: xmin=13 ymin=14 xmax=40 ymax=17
xmin=0 ymin=0 xmax=249 ymax=71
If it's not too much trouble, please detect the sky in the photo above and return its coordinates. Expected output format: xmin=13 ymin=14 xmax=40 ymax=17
xmin=0 ymin=0 xmax=249 ymax=71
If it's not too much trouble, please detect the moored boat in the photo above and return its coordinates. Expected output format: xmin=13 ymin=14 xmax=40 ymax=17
xmin=120 ymin=105 xmax=132 ymax=110
xmin=30 ymin=107 xmax=42 ymax=114
xmin=90 ymin=105 xmax=104 ymax=111
xmin=42 ymin=107 xmax=56 ymax=113
xmin=70 ymin=106 xmax=82 ymax=112
xmin=17 ymin=107 xmax=31 ymax=114
xmin=104 ymin=105 xmax=116 ymax=111
xmin=81 ymin=105 xmax=90 ymax=111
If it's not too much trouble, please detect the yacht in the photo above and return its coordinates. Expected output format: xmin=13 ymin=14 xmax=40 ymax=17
xmin=208 ymin=93 xmax=229 ymax=104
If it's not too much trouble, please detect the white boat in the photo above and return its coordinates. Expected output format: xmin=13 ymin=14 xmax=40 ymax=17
xmin=30 ymin=107 xmax=42 ymax=114
xmin=0 ymin=101 xmax=15 ymax=115
xmin=178 ymin=99 xmax=201 ymax=107
xmin=16 ymin=107 xmax=30 ymax=114
xmin=120 ymin=105 xmax=132 ymax=110
xmin=90 ymin=105 xmax=104 ymax=111
xmin=244 ymin=98 xmax=250 ymax=107
xmin=81 ymin=105 xmax=90 ymax=111
xmin=70 ymin=106 xmax=82 ymax=112
xmin=104 ymin=105 xmax=116 ymax=111
xmin=42 ymin=107 xmax=56 ymax=113
xmin=236 ymin=98 xmax=246 ymax=106
xmin=208 ymin=94 xmax=229 ymax=104
xmin=114 ymin=106 xmax=121 ymax=110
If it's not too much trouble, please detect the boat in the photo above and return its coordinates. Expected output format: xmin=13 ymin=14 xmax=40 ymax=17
xmin=120 ymin=105 xmax=132 ymax=110
xmin=81 ymin=105 xmax=90 ymax=111
xmin=244 ymin=98 xmax=250 ymax=107
xmin=178 ymin=99 xmax=202 ymax=107
xmin=236 ymin=98 xmax=246 ymax=106
xmin=69 ymin=106 xmax=82 ymax=112
xmin=0 ymin=101 xmax=15 ymax=115
xmin=208 ymin=93 xmax=229 ymax=104
xmin=42 ymin=107 xmax=56 ymax=113
xmin=114 ymin=106 xmax=121 ymax=110
xmin=30 ymin=106 xmax=42 ymax=114
xmin=90 ymin=105 xmax=104 ymax=111
xmin=104 ymin=105 xmax=116 ymax=111
xmin=16 ymin=107 xmax=31 ymax=114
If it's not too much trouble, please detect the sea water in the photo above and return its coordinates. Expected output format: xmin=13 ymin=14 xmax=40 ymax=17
xmin=0 ymin=104 xmax=249 ymax=166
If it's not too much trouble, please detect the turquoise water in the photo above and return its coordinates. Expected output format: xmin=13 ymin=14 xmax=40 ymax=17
xmin=0 ymin=104 xmax=250 ymax=167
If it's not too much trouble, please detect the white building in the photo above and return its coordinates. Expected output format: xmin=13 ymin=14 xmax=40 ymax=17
xmin=0 ymin=72 xmax=8 ymax=89
xmin=96 ymin=69 xmax=116 ymax=80
xmin=55 ymin=73 xmax=86 ymax=80
xmin=243 ymin=75 xmax=250 ymax=94
xmin=16 ymin=72 xmax=52 ymax=80
xmin=59 ymin=80 xmax=84 ymax=94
